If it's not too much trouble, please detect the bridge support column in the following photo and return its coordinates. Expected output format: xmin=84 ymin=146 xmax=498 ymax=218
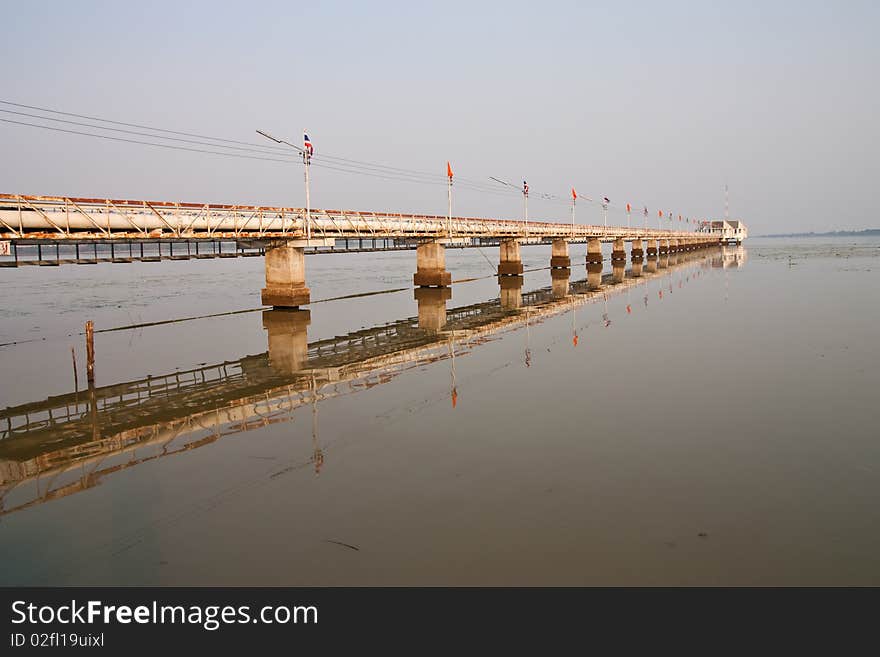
xmin=550 ymin=239 xmax=570 ymax=269
xmin=498 ymin=239 xmax=524 ymax=276
xmin=262 ymin=309 xmax=311 ymax=374
xmin=586 ymin=238 xmax=602 ymax=264
xmin=612 ymin=260 xmax=625 ymax=284
xmin=415 ymin=287 xmax=451 ymax=333
xmin=631 ymin=239 xmax=644 ymax=261
xmin=262 ymin=242 xmax=310 ymax=308
xmin=611 ymin=238 xmax=626 ymax=262
xmin=414 ymin=240 xmax=452 ymax=287
xmin=659 ymin=239 xmax=669 ymax=255
xmin=646 ymin=239 xmax=658 ymax=258
xmin=500 ymin=275 xmax=524 ymax=309
xmin=631 ymin=258 xmax=643 ymax=277
xmin=551 ymin=267 xmax=570 ymax=299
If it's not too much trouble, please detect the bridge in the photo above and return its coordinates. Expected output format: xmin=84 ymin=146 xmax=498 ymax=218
xmin=0 ymin=246 xmax=733 ymax=517
xmin=0 ymin=193 xmax=726 ymax=308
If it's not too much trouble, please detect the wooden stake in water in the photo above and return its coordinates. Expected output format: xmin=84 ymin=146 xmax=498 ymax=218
xmin=85 ymin=320 xmax=95 ymax=384
xmin=71 ymin=346 xmax=78 ymax=392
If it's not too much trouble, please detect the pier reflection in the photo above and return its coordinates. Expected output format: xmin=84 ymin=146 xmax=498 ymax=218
xmin=499 ymin=275 xmax=524 ymax=309
xmin=587 ymin=262 xmax=603 ymax=290
xmin=551 ymin=268 xmax=570 ymax=299
xmin=414 ymin=287 xmax=452 ymax=333
xmin=0 ymin=247 xmax=743 ymax=517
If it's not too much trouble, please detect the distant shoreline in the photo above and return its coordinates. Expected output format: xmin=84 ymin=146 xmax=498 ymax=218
xmin=757 ymin=229 xmax=880 ymax=238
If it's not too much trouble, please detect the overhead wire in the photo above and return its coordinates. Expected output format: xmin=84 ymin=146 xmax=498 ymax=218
xmin=0 ymin=99 xmax=705 ymax=221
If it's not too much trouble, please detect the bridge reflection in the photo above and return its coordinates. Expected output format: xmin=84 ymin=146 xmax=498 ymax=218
xmin=0 ymin=247 xmax=743 ymax=517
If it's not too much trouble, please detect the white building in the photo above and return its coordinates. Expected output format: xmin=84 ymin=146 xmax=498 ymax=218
xmin=703 ymin=220 xmax=748 ymax=244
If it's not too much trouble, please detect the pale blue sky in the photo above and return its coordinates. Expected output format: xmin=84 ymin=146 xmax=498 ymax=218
xmin=2 ymin=0 xmax=878 ymax=233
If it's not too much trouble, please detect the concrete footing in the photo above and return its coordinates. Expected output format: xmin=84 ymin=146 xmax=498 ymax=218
xmin=262 ymin=243 xmax=310 ymax=308
xmin=611 ymin=238 xmax=626 ymax=262
xmin=550 ymin=239 xmax=570 ymax=269
xmin=414 ymin=241 xmax=452 ymax=287
xmin=498 ymin=239 xmax=524 ymax=276
xmin=631 ymin=238 xmax=644 ymax=260
xmin=586 ymin=238 xmax=602 ymax=264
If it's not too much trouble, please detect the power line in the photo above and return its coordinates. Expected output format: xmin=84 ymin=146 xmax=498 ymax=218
xmin=0 ymin=100 xmax=704 ymax=221
xmin=0 ymin=118 xmax=522 ymax=197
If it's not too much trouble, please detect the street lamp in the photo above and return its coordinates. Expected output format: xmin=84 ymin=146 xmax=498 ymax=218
xmin=256 ymin=128 xmax=312 ymax=240
xmin=489 ymin=176 xmax=528 ymax=236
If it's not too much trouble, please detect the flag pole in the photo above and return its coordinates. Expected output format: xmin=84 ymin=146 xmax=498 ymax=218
xmin=447 ymin=163 xmax=453 ymax=237
xmin=304 ymin=147 xmax=311 ymax=240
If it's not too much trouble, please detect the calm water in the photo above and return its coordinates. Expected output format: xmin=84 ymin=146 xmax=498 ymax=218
xmin=0 ymin=237 xmax=878 ymax=585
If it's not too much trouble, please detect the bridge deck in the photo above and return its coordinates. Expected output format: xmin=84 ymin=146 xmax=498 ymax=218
xmin=1 ymin=193 xmax=709 ymax=243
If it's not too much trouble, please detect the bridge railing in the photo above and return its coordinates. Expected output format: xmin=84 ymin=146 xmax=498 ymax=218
xmin=1 ymin=193 xmax=707 ymax=242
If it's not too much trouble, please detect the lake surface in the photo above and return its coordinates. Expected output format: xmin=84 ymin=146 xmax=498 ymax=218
xmin=1 ymin=236 xmax=878 ymax=585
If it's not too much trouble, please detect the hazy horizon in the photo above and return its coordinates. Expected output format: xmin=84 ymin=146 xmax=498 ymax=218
xmin=2 ymin=0 xmax=878 ymax=235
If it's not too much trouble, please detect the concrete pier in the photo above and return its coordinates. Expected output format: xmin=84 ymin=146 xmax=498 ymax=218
xmin=611 ymin=238 xmax=626 ymax=262
xmin=262 ymin=309 xmax=311 ymax=374
xmin=658 ymin=239 xmax=669 ymax=255
xmin=612 ymin=261 xmax=625 ymax=284
xmin=551 ymin=267 xmax=570 ymax=299
xmin=631 ymin=259 xmax=643 ymax=277
xmin=498 ymin=239 xmax=524 ymax=276
xmin=550 ymin=239 xmax=571 ymax=269
xmin=415 ymin=287 xmax=451 ymax=333
xmin=631 ymin=238 xmax=644 ymax=261
xmin=586 ymin=238 xmax=602 ymax=264
xmin=262 ymin=241 xmax=311 ymax=308
xmin=414 ymin=240 xmax=452 ymax=287
xmin=646 ymin=239 xmax=658 ymax=258
xmin=645 ymin=256 xmax=658 ymax=273
xmin=499 ymin=275 xmax=524 ymax=309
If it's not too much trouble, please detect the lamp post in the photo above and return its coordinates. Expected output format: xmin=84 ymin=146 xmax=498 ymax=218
xmin=489 ymin=176 xmax=528 ymax=236
xmin=256 ymin=128 xmax=311 ymax=240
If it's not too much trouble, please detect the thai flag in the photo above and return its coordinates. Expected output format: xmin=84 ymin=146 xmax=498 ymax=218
xmin=303 ymin=132 xmax=314 ymax=156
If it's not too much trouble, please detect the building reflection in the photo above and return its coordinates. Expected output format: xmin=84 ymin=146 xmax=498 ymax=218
xmin=0 ymin=247 xmax=743 ymax=517
xmin=712 ymin=245 xmax=748 ymax=269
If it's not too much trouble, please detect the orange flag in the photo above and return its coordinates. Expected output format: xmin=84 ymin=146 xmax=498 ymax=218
xmin=446 ymin=161 xmax=453 ymax=179
xmin=658 ymin=209 xmax=663 ymax=218
xmin=571 ymin=187 xmax=577 ymax=201
xmin=626 ymin=203 xmax=631 ymax=213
